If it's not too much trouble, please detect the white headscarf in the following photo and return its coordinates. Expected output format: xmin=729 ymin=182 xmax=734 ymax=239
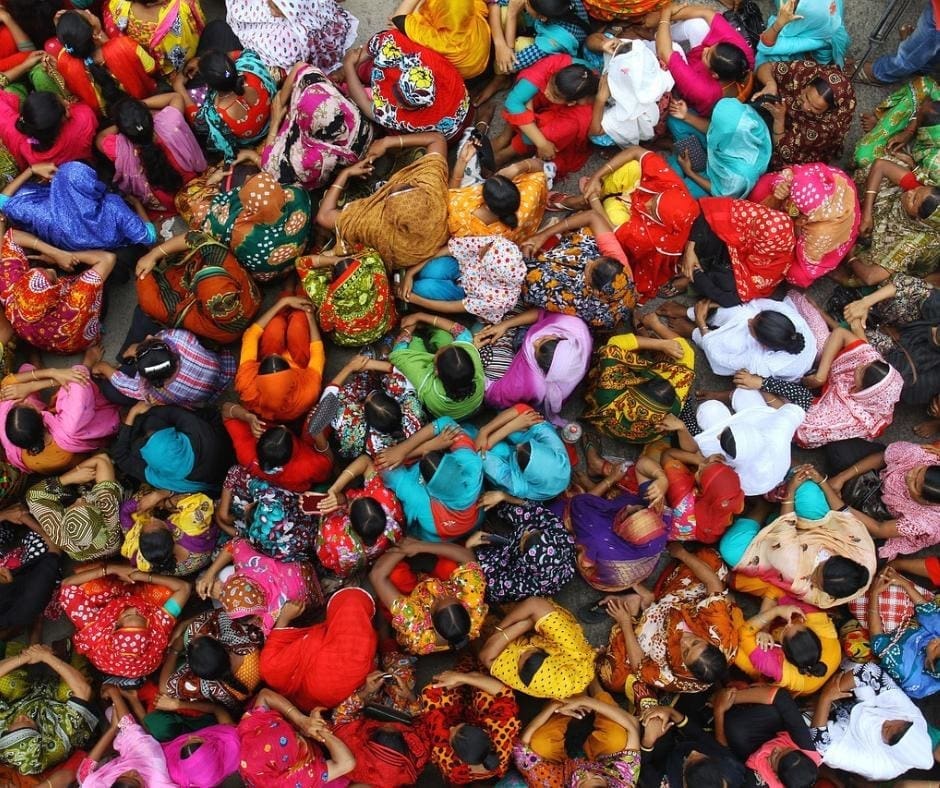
xmin=823 ymin=685 xmax=934 ymax=780
xmin=602 ymin=45 xmax=674 ymax=147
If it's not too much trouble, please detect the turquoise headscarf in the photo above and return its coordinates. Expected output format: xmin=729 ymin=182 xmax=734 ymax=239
xmin=794 ymin=480 xmax=829 ymax=520
xmin=382 ymin=417 xmax=483 ymax=541
xmin=719 ymin=516 xmax=761 ymax=567
xmin=756 ymin=0 xmax=850 ymax=67
xmin=482 ymin=422 xmax=571 ymax=501
xmin=705 ymin=98 xmax=772 ymax=198
xmin=141 ymin=427 xmax=202 ymax=493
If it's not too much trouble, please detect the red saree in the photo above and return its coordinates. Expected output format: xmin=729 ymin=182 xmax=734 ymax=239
xmin=57 ymin=35 xmax=156 ymax=114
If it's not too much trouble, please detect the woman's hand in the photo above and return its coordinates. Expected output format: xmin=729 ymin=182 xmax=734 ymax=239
xmin=154 ymin=693 xmax=181 ymax=712
xmin=343 ymin=157 xmax=376 ymax=179
xmin=51 ymin=366 xmax=91 ymax=387
xmin=858 ymin=210 xmax=874 ymax=239
xmin=317 ymin=489 xmax=345 ymax=515
xmin=360 ymin=670 xmax=387 ymax=699
xmin=473 ymin=323 xmax=507 ymax=348
xmin=712 ymin=686 xmax=737 ymax=714
xmin=772 ymin=176 xmax=792 ymax=202
xmin=422 ymin=424 xmax=460 ymax=454
xmin=397 ymin=269 xmax=416 ymax=302
xmin=657 ymin=338 xmax=686 ymax=361
xmin=60 ymin=462 xmax=98 ymax=486
xmin=733 ymin=370 xmax=764 ymax=390
xmin=601 ymin=595 xmax=635 ymax=623
xmin=195 ymin=571 xmax=216 ymax=600
xmin=535 ymin=139 xmax=557 ymax=161
xmin=375 ymin=442 xmax=409 ymax=471
xmin=278 ymin=295 xmax=314 ymax=312
xmin=668 ymin=98 xmax=688 ymax=120
xmin=431 ymin=670 xmax=468 ymax=689
xmin=801 ymin=371 xmax=825 ymax=389
xmin=517 ymin=409 xmax=543 ymax=429
xmin=494 ymin=40 xmax=516 ymax=74
xmin=843 ymin=298 xmax=871 ymax=326
xmin=29 ymin=162 xmax=57 ymax=181
xmin=693 ymin=298 xmax=713 ymax=328
xmin=480 ymin=490 xmax=508 ymax=511
xmin=660 ymin=413 xmax=685 ymax=432
xmin=765 ymin=99 xmax=786 ymax=128
xmin=135 ymin=249 xmax=162 ymax=280
xmin=645 ymin=475 xmax=668 ymax=508
xmin=520 ymin=231 xmax=550 ymax=258
xmin=774 ymin=0 xmax=804 ymax=27
xmin=278 ymin=599 xmax=306 ymax=624
xmin=0 ymin=381 xmax=31 ymax=401
xmin=755 ymin=631 xmax=775 ymax=651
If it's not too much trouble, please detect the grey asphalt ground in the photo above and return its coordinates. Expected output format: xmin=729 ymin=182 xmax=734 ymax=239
xmin=86 ymin=0 xmax=940 ymax=784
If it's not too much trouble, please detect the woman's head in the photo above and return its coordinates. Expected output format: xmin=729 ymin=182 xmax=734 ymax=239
xmin=924 ymin=636 xmax=940 ymax=675
xmin=704 ymin=42 xmax=749 ymax=82
xmin=187 ymin=635 xmax=229 ymax=680
xmin=5 ymin=405 xmax=44 ymax=455
xmin=55 ymin=11 xmax=95 ymax=59
xmin=114 ymin=99 xmax=183 ymax=193
xmin=139 ymin=521 xmax=175 ymax=574
xmin=349 ymin=496 xmax=386 ymax=546
xmin=751 ymin=310 xmax=806 ymax=355
xmin=516 ymin=441 xmax=532 ymax=471
xmin=365 ymin=391 xmax=403 ymax=435
xmin=587 ymin=255 xmax=623 ymax=295
xmin=435 ymin=345 xmax=476 ymax=401
xmin=199 ymin=50 xmax=245 ymax=95
xmin=683 ymin=755 xmax=727 ymax=788
xmin=256 ymin=426 xmax=293 ymax=473
xmin=431 ymin=601 xmax=471 ymax=650
xmin=258 ymin=355 xmax=291 ymax=375
xmin=819 ymin=556 xmax=870 ymax=599
xmin=800 ymin=78 xmax=836 ymax=115
xmin=855 ymin=360 xmax=890 ymax=392
xmin=16 ymin=92 xmax=66 ymax=152
xmin=111 ymin=777 xmax=143 ymax=788
xmin=680 ymin=633 xmax=727 ymax=684
xmin=901 ymin=184 xmax=940 ymax=222
xmin=774 ymin=749 xmax=818 ymax=788
xmin=549 ymin=65 xmax=598 ymax=103
xmin=482 ymin=175 xmax=520 ymax=230
xmin=909 ymin=464 xmax=940 ymax=504
xmin=535 ymin=337 xmax=560 ymax=374
xmin=518 ymin=649 xmax=548 ymax=686
xmin=452 ymin=724 xmax=499 ymax=770
xmin=635 ymin=376 xmax=678 ymax=409
xmin=420 ymin=450 xmax=444 ymax=484
xmin=718 ymin=427 xmax=736 ymax=459
xmin=136 ymin=337 xmax=179 ymax=387
xmin=781 ymin=623 xmax=827 ymax=677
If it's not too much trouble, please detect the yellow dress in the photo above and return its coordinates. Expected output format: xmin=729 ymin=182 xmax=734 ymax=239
xmin=404 ymin=0 xmax=491 ymax=79
xmin=107 ymin=0 xmax=205 ymax=75
xmin=448 ymin=171 xmax=548 ymax=242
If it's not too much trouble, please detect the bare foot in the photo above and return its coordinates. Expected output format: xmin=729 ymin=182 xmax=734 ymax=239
xmin=473 ymin=98 xmax=497 ymax=130
xmin=914 ymin=418 xmax=940 ymax=438
xmin=472 ymin=75 xmax=510 ymax=108
xmin=696 ymin=388 xmax=731 ymax=402
xmin=656 ymin=300 xmax=689 ymax=319
xmin=900 ymin=22 xmax=915 ymax=40
xmin=860 ymin=112 xmax=877 ymax=133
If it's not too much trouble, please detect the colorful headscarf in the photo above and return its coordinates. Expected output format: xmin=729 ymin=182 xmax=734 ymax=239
xmin=397 ymin=61 xmax=436 ymax=107
xmin=219 ymin=575 xmax=267 ymax=621
xmin=705 ymin=98 xmax=773 ymax=198
xmin=163 ymin=725 xmax=241 ymax=788
xmin=794 ymin=480 xmax=828 ymax=520
xmin=447 ymin=235 xmax=526 ymax=324
xmin=695 ymin=462 xmax=745 ymax=535
xmin=336 ymin=719 xmax=430 ymax=787
xmin=237 ymin=706 xmax=330 ymax=787
xmin=121 ymin=493 xmax=215 ymax=572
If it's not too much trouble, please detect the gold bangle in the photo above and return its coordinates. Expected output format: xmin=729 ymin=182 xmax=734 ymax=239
xmin=604 ymin=163 xmax=614 ymax=174
xmin=852 ymin=464 xmax=860 ymax=475
xmin=658 ymin=19 xmax=670 ymax=24
xmin=398 ymin=136 xmax=404 ymax=149
xmin=781 ymin=499 xmax=794 ymax=504
xmin=30 ymin=370 xmax=37 ymax=381
xmin=865 ymin=190 xmax=878 ymax=195
xmin=328 ymin=183 xmax=344 ymax=191
xmin=432 ymin=317 xmax=439 ymax=327
xmin=500 ymin=630 xmax=511 ymax=643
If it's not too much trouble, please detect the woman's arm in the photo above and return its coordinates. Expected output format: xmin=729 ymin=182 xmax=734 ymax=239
xmin=655 ymin=3 xmax=675 ymax=64
xmin=400 ymin=536 xmax=476 ymax=564
xmin=519 ymin=700 xmax=562 ymax=745
xmin=580 ymin=695 xmax=641 ymax=750
xmin=195 ymin=548 xmax=234 ymax=600
xmin=0 ymin=8 xmax=34 ymax=48
xmin=134 ymin=232 xmax=190 ymax=280
xmin=32 ymin=646 xmax=92 ymax=700
xmin=667 ymin=542 xmax=724 ymax=594
xmin=342 ymin=47 xmax=376 ymax=119
xmin=829 ymin=450 xmax=886 ymax=493
xmin=803 ymin=327 xmax=855 ymax=388
xmin=112 ymin=564 xmax=192 ymax=611
xmin=368 ymin=548 xmax=407 ymax=609
xmin=321 ymin=729 xmax=357 ymax=782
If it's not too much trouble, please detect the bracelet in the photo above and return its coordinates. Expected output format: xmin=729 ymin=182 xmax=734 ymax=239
xmin=604 ymin=163 xmax=614 ymax=174
xmin=852 ymin=464 xmax=860 ymax=475
xmin=339 ymin=468 xmax=353 ymax=479
xmin=398 ymin=136 xmax=404 ymax=149
xmin=328 ymin=183 xmax=344 ymax=191
xmin=31 ymin=370 xmax=37 ymax=381
xmin=658 ymin=19 xmax=670 ymax=25
xmin=432 ymin=317 xmax=439 ymax=327
xmin=148 ymin=572 xmax=153 ymax=584
xmin=780 ymin=499 xmax=794 ymax=504
xmin=865 ymin=190 xmax=878 ymax=195
xmin=820 ymin=475 xmax=828 ymax=484
xmin=499 ymin=630 xmax=511 ymax=643
xmin=101 ymin=565 xmax=106 ymax=578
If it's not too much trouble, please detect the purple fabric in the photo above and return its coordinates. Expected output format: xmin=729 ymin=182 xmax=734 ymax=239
xmin=114 ymin=106 xmax=206 ymax=203
xmin=485 ymin=310 xmax=592 ymax=424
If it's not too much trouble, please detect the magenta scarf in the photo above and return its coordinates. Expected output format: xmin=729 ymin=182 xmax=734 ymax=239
xmin=114 ymin=106 xmax=206 ymax=203
xmin=485 ymin=310 xmax=592 ymax=424
xmin=163 ymin=724 xmax=241 ymax=788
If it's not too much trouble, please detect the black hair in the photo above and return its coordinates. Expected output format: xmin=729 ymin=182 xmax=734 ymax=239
xmin=777 ymin=750 xmax=819 ymax=788
xmin=436 ymin=345 xmax=476 ymax=401
xmin=179 ymin=741 xmax=202 ymax=759
xmin=420 ymin=450 xmax=443 ymax=484
xmin=5 ymin=405 xmax=44 ymax=455
xmin=16 ymin=92 xmax=65 ymax=152
xmin=350 ymin=496 xmax=386 ymax=546
xmin=56 ymin=12 xmax=128 ymax=114
xmin=431 ymin=602 xmax=471 ymax=651
xmin=752 ymin=310 xmax=806 ymax=354
xmin=114 ymin=99 xmax=183 ymax=194
xmin=885 ymin=720 xmax=914 ymax=746
xmin=529 ymin=0 xmax=591 ymax=31
xmin=6 ymin=0 xmax=60 ymax=47
xmin=751 ymin=98 xmax=776 ymax=134
xmin=516 ymin=441 xmax=531 ymax=472
xmin=333 ymin=257 xmax=355 ymax=280
xmin=187 ymin=635 xmax=248 ymax=694
xmin=482 ymin=175 xmax=520 ymax=229
xmin=111 ymin=779 xmax=143 ymax=788
xmin=452 ymin=724 xmax=499 ymax=770
xmin=371 ymin=729 xmax=408 ymax=754
xmin=820 ymin=556 xmax=870 ymax=599
xmin=256 ymin=426 xmax=293 ymax=473
xmin=136 ymin=338 xmax=179 ymax=387
xmin=719 ymin=427 xmax=736 ymax=459
xmin=683 ymin=757 xmax=727 ymax=788
xmin=563 ymin=710 xmax=597 ymax=759
xmin=535 ymin=338 xmax=560 ymax=374
xmin=636 ymin=376 xmax=677 ymax=408
xmin=364 ymin=391 xmax=404 ymax=437
xmin=922 ymin=466 xmax=940 ymax=504
xmin=917 ymin=186 xmax=940 ymax=220
xmin=518 ymin=649 xmax=548 ymax=686
xmin=809 ymin=77 xmax=836 ymax=110
xmin=138 ymin=527 xmax=175 ymax=574
xmin=687 ymin=643 xmax=728 ymax=684
xmin=782 ymin=628 xmax=827 ymax=677
xmin=860 ymin=360 xmax=891 ymax=390
xmin=553 ymin=64 xmax=598 ymax=102
xmin=589 ymin=255 xmax=622 ymax=294
xmin=921 ymin=99 xmax=940 ymax=128
xmin=259 ymin=355 xmax=291 ymax=375
xmin=709 ymin=42 xmax=750 ymax=82
xmin=198 ymin=50 xmax=245 ymax=95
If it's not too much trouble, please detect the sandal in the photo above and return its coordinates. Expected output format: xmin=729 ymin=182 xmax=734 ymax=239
xmin=546 ymin=190 xmax=571 ymax=212
xmin=305 ymin=391 xmax=340 ymax=440
xmin=854 ymin=63 xmax=891 ymax=87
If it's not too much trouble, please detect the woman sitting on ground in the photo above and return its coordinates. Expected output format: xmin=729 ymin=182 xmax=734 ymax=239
xmin=378 ymin=417 xmax=484 ymax=542
xmin=0 ymin=89 xmax=98 ymax=170
xmin=369 ymin=536 xmax=487 ymax=656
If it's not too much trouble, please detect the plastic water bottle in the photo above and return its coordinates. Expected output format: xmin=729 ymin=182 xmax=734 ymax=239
xmin=561 ymin=422 xmax=582 ymax=466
